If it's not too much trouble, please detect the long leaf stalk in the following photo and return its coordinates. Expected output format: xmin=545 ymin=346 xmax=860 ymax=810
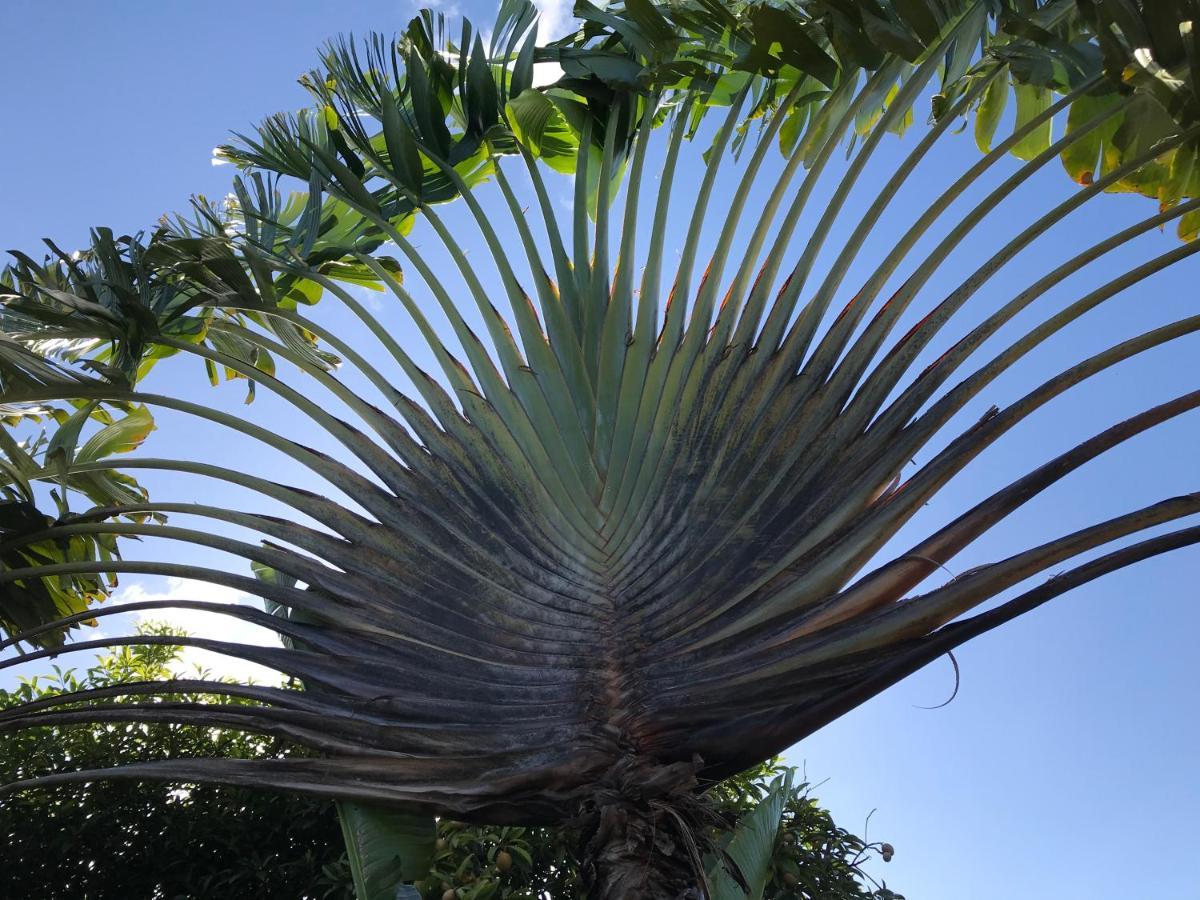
xmin=603 ymin=74 xmax=1107 ymax=597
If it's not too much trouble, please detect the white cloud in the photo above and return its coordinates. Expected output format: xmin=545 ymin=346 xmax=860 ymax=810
xmin=531 ymin=0 xmax=574 ymax=87
xmin=534 ymin=0 xmax=575 ymax=41
xmin=116 ymin=577 xmax=284 ymax=684
xmin=532 ymin=58 xmax=566 ymax=88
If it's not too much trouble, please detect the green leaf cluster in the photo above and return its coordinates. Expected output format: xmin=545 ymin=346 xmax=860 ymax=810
xmin=0 ymin=403 xmax=155 ymax=647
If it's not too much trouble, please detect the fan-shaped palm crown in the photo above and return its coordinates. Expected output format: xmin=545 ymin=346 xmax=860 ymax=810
xmin=2 ymin=1 xmax=1198 ymax=896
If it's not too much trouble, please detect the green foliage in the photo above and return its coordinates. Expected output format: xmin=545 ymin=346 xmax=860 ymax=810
xmin=0 ymin=626 xmax=350 ymax=899
xmin=338 ymin=800 xmax=436 ymax=900
xmin=416 ymin=762 xmax=902 ymax=900
xmin=0 ymin=402 xmax=155 ymax=648
xmin=0 ymin=634 xmax=900 ymax=899
xmin=709 ymin=765 xmax=903 ymax=900
xmin=710 ymin=769 xmax=793 ymax=900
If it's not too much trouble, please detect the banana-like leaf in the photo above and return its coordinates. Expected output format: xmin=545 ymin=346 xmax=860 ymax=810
xmin=337 ymin=800 xmax=436 ymax=900
xmin=708 ymin=771 xmax=793 ymax=900
xmin=0 ymin=397 xmax=157 ymax=647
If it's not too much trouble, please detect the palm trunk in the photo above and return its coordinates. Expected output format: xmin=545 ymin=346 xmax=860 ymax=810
xmin=578 ymin=758 xmax=708 ymax=899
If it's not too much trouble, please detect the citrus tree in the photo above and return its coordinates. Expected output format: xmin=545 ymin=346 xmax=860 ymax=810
xmin=2 ymin=1 xmax=1198 ymax=896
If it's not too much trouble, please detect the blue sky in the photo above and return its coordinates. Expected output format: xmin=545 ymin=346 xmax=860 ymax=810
xmin=1 ymin=2 xmax=1197 ymax=898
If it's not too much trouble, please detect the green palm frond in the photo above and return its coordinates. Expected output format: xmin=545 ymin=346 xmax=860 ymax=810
xmin=2 ymin=0 xmax=1198 ymax=894
xmin=0 ymin=389 xmax=156 ymax=647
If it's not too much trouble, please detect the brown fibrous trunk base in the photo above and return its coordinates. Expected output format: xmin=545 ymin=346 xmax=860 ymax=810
xmin=577 ymin=757 xmax=709 ymax=900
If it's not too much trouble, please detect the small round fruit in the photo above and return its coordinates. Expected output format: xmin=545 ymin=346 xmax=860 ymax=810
xmin=496 ymin=850 xmax=513 ymax=873
xmin=783 ymin=872 xmax=799 ymax=887
xmin=435 ymin=837 xmax=447 ymax=851
xmin=441 ymin=891 xmax=457 ymax=900
xmin=880 ymin=842 xmax=895 ymax=862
